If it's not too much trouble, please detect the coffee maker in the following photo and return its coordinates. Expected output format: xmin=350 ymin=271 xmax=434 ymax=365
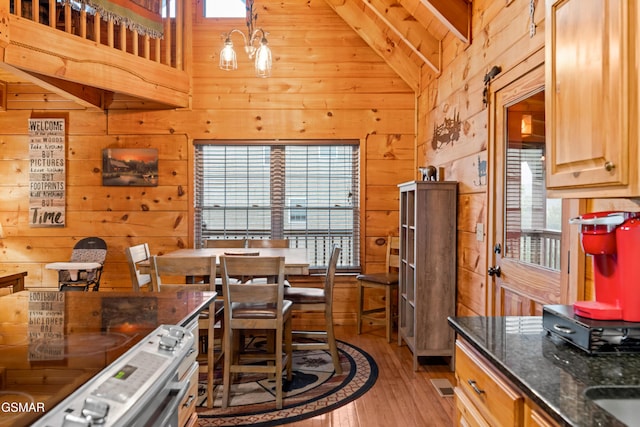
xmin=570 ymin=211 xmax=640 ymax=321
xmin=542 ymin=211 xmax=640 ymax=353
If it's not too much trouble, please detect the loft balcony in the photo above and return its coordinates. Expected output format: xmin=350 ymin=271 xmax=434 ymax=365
xmin=0 ymin=0 xmax=190 ymax=109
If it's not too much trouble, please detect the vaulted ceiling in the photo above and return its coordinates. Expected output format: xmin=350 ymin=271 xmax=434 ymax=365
xmin=325 ymin=0 xmax=471 ymax=91
xmin=0 ymin=0 xmax=470 ymax=107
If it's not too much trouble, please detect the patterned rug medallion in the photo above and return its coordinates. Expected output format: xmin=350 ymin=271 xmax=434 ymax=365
xmin=196 ymin=339 xmax=378 ymax=426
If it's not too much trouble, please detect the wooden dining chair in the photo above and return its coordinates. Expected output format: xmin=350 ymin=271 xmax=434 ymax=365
xmin=283 ymin=245 xmax=342 ymax=374
xmin=149 ymin=254 xmax=223 ymax=408
xmin=219 ymin=255 xmax=292 ymax=409
xmin=205 ymin=238 xmax=246 ymax=248
xmin=247 ymin=238 xmax=290 ymax=248
xmin=125 ymin=243 xmax=151 ymax=292
xmin=356 ymin=236 xmax=400 ymax=342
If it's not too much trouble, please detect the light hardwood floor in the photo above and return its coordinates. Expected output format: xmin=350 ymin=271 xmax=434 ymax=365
xmin=287 ymin=325 xmax=456 ymax=427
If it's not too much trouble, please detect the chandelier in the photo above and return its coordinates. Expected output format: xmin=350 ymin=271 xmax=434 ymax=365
xmin=219 ymin=0 xmax=272 ymax=78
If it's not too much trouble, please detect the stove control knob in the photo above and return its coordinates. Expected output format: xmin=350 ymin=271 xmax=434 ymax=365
xmin=159 ymin=334 xmax=179 ymax=351
xmin=168 ymin=326 xmax=185 ymax=341
xmin=81 ymin=396 xmax=109 ymax=424
xmin=62 ymin=413 xmax=92 ymax=426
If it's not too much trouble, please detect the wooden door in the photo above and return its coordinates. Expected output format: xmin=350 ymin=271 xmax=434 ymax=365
xmin=489 ymin=62 xmax=572 ymax=316
xmin=545 ymin=0 xmax=629 ymax=189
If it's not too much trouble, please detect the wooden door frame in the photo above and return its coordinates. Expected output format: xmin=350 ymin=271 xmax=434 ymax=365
xmin=486 ymin=48 xmax=584 ymax=316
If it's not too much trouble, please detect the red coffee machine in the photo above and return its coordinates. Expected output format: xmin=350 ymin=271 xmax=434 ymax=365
xmin=570 ymin=211 xmax=640 ymax=321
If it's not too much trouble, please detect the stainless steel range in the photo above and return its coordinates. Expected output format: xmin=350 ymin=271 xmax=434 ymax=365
xmin=0 ymin=290 xmax=215 ymax=427
xmin=32 ymin=324 xmax=195 ymax=427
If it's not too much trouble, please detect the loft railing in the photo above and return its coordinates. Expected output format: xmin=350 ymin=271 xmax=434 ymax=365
xmin=9 ymin=0 xmax=183 ymax=70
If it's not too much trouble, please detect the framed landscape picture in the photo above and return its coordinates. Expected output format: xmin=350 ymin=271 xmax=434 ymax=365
xmin=102 ymin=148 xmax=158 ymax=186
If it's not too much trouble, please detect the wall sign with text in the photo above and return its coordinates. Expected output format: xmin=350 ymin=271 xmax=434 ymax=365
xmin=29 ymin=118 xmax=66 ymax=227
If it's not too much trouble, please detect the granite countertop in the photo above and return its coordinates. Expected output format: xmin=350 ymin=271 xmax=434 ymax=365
xmin=448 ymin=316 xmax=640 ymax=427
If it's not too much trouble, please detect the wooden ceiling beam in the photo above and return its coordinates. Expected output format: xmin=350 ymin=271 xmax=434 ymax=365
xmin=416 ymin=0 xmax=471 ymax=43
xmin=362 ymin=0 xmax=441 ymax=74
xmin=0 ymin=62 xmax=105 ymax=109
xmin=324 ymin=0 xmax=420 ymax=92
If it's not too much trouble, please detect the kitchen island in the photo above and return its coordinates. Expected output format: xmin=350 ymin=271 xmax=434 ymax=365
xmin=448 ymin=316 xmax=640 ymax=427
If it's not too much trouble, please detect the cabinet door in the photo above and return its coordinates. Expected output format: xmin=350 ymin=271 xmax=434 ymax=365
xmin=545 ymin=0 xmax=629 ymax=189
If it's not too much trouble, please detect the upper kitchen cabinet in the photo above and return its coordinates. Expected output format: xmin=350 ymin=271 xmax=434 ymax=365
xmin=545 ymin=0 xmax=640 ymax=197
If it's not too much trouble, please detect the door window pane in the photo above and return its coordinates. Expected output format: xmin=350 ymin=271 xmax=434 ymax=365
xmin=504 ymin=90 xmax=562 ymax=270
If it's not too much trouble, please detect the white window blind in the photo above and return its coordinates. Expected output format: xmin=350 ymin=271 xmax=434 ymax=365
xmin=194 ymin=141 xmax=360 ymax=270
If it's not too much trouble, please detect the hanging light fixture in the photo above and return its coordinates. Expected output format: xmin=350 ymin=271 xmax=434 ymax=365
xmin=219 ymin=0 xmax=272 ymax=78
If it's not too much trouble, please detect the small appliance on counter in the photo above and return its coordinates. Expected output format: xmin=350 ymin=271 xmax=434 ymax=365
xmin=543 ymin=211 xmax=640 ymax=354
xmin=543 ymin=304 xmax=640 ymax=354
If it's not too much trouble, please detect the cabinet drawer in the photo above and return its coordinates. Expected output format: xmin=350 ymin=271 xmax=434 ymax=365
xmin=455 ymin=340 xmax=524 ymax=427
xmin=178 ymin=361 xmax=199 ymax=427
xmin=455 ymin=386 xmax=490 ymax=427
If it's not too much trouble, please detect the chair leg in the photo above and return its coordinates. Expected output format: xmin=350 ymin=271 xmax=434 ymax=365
xmin=275 ymin=327 xmax=284 ymax=410
xmin=385 ymin=286 xmax=392 ymax=343
xmin=207 ymin=313 xmax=215 ymax=408
xmin=326 ymin=312 xmax=342 ymax=374
xmin=285 ymin=318 xmax=293 ymax=381
xmin=222 ymin=329 xmax=233 ymax=409
xmin=356 ymin=281 xmax=363 ymax=334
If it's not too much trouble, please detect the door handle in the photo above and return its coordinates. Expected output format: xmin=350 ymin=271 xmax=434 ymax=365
xmin=488 ymin=266 xmax=501 ymax=277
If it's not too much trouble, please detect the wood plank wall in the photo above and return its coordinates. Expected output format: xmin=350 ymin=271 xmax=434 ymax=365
xmin=417 ymin=0 xmax=548 ymax=316
xmin=3 ymin=0 xmax=631 ymax=323
xmin=0 ymin=0 xmax=414 ymax=326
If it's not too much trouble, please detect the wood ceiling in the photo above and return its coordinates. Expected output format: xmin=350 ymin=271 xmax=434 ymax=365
xmin=325 ymin=0 xmax=471 ymax=90
xmin=0 ymin=0 xmax=470 ymax=107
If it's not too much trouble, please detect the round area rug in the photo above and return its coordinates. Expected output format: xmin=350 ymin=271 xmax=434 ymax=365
xmin=196 ymin=339 xmax=378 ymax=426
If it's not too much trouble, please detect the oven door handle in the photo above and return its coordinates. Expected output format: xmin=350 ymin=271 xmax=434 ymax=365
xmin=151 ymin=379 xmax=190 ymax=427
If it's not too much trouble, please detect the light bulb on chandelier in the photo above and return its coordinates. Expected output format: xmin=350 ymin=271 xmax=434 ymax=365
xmin=219 ymin=0 xmax=272 ymax=78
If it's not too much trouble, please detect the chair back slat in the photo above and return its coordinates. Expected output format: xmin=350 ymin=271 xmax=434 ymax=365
xmin=149 ymin=255 xmax=215 ymax=292
xmin=220 ymin=255 xmax=286 ymax=325
xmin=323 ymin=245 xmax=341 ymax=302
xmin=387 ymin=236 xmax=401 ymax=272
xmin=125 ymin=243 xmax=151 ymax=291
xmin=205 ymin=239 xmax=246 ymax=248
xmin=247 ymin=239 xmax=289 ymax=248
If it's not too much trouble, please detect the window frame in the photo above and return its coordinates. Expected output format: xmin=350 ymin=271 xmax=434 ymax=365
xmin=193 ymin=139 xmax=361 ymax=272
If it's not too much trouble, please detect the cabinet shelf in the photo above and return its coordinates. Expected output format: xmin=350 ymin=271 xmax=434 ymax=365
xmin=397 ymin=180 xmax=457 ymax=371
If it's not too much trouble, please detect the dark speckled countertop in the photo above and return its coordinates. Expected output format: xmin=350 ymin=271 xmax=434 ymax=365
xmin=448 ymin=316 xmax=640 ymax=427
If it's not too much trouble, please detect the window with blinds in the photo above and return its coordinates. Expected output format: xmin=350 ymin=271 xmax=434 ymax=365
xmin=504 ymin=140 xmax=561 ymax=270
xmin=194 ymin=141 xmax=360 ymax=270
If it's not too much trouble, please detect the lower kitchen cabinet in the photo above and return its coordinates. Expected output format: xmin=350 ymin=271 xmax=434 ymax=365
xmin=525 ymin=402 xmax=560 ymax=427
xmin=454 ymin=339 xmax=560 ymax=427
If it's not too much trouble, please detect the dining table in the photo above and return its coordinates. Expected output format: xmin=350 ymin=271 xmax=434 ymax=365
xmin=139 ymin=247 xmax=310 ymax=276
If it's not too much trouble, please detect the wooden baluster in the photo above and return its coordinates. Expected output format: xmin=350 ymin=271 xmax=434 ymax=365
xmin=107 ymin=20 xmax=114 ymax=48
xmin=33 ymin=0 xmax=40 ymax=23
xmin=154 ymin=38 xmax=160 ymax=63
xmin=163 ymin=14 xmax=171 ymax=66
xmin=144 ymin=35 xmax=150 ymax=60
xmin=94 ymin=12 xmax=101 ymax=44
xmin=119 ymin=23 xmax=126 ymax=52
xmin=48 ymin=0 xmax=55 ymax=27
xmin=175 ymin=0 xmax=182 ymax=70
xmin=64 ymin=2 xmax=71 ymax=33
xmin=133 ymin=31 xmax=139 ymax=57
xmin=80 ymin=7 xmax=86 ymax=38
